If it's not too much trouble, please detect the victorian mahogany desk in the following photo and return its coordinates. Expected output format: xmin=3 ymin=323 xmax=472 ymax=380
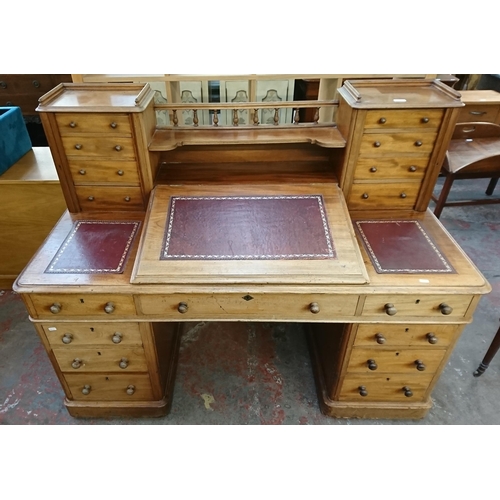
xmin=13 ymin=79 xmax=491 ymax=419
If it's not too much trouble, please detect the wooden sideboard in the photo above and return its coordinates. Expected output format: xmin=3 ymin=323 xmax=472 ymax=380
xmin=13 ymin=79 xmax=491 ymax=419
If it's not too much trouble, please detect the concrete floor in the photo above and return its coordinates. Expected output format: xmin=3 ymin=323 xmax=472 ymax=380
xmin=1 ymin=177 xmax=500 ymax=425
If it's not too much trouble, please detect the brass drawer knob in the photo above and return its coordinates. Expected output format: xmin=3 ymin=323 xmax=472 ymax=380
xmin=384 ymin=303 xmax=397 ymax=316
xmin=126 ymin=385 xmax=135 ymax=395
xmin=400 ymin=192 xmax=407 ymax=199
xmin=104 ymin=302 xmax=115 ymax=314
xmin=403 ymin=386 xmax=413 ymax=398
xmin=367 ymin=359 xmax=378 ymax=371
xmin=112 ymin=332 xmax=123 ymax=344
xmin=439 ymin=303 xmax=453 ymax=315
xmin=82 ymin=385 xmax=91 ymax=395
xmin=421 ymin=117 xmax=429 ymax=123
xmin=124 ymin=196 xmax=131 ymax=202
xmin=50 ymin=303 xmax=62 ymax=314
xmin=375 ymin=333 xmax=386 ymax=344
xmin=415 ymin=359 xmax=426 ymax=371
xmin=6 ymin=101 xmax=13 ymax=106
xmin=414 ymin=140 xmax=423 ymax=147
xmin=426 ymin=332 xmax=438 ymax=344
xmin=369 ymin=166 xmax=377 ymax=173
xmin=79 ymin=169 xmax=86 ymax=175
xmin=32 ymin=80 xmax=41 ymax=88
xmin=358 ymin=386 xmax=368 ymax=397
xmin=110 ymin=122 xmax=118 ymax=129
xmin=117 ymin=170 xmax=124 ymax=176
xmin=373 ymin=141 xmax=381 ymax=148
xmin=178 ymin=302 xmax=189 ymax=314
xmin=114 ymin=145 xmax=122 ymax=151
xmin=69 ymin=121 xmax=76 ymax=128
xmin=87 ymin=196 xmax=95 ymax=201
xmin=62 ymin=333 xmax=73 ymax=344
xmin=0 ymin=81 xmax=7 ymax=89
xmin=75 ymin=144 xmax=82 ymax=150
xmin=409 ymin=165 xmax=417 ymax=172
xmin=362 ymin=193 xmax=369 ymax=199
xmin=119 ymin=358 xmax=129 ymax=369
xmin=309 ymin=302 xmax=320 ymax=314
xmin=378 ymin=117 xmax=386 ymax=124
xmin=71 ymin=358 xmax=82 ymax=369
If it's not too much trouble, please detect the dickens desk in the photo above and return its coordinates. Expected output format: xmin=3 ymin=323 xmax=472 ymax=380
xmin=13 ymin=79 xmax=490 ymax=419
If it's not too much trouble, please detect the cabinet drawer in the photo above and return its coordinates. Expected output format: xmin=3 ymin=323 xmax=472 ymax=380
xmin=346 ymin=347 xmax=446 ymax=373
xmin=364 ymin=109 xmax=444 ymax=130
xmin=0 ymin=74 xmax=57 ymax=94
xmin=354 ymin=323 xmax=462 ymax=348
xmin=42 ymin=322 xmax=143 ymax=347
xmin=338 ymin=374 xmax=433 ymax=402
xmin=61 ymin=136 xmax=136 ymax=159
xmin=65 ymin=373 xmax=154 ymax=401
xmin=457 ymin=105 xmax=500 ymax=124
xmin=353 ymin=157 xmax=428 ymax=181
xmin=56 ymin=113 xmax=132 ymax=135
xmin=76 ymin=186 xmax=145 ymax=211
xmin=137 ymin=293 xmax=359 ymax=320
xmin=69 ymin=160 xmax=140 ymax=185
xmin=359 ymin=132 xmax=437 ymax=155
xmin=361 ymin=295 xmax=473 ymax=319
xmin=53 ymin=346 xmax=147 ymax=373
xmin=29 ymin=294 xmax=137 ymax=318
xmin=348 ymin=182 xmax=420 ymax=210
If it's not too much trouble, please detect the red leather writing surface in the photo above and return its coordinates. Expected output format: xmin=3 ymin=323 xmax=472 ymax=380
xmin=161 ymin=195 xmax=336 ymax=260
xmin=45 ymin=221 xmax=140 ymax=274
xmin=354 ymin=220 xmax=454 ymax=274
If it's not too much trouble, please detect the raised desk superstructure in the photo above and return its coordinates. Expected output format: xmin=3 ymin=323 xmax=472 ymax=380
xmin=13 ymin=80 xmax=491 ymax=419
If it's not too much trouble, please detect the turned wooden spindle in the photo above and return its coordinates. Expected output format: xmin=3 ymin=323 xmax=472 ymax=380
xmin=294 ymin=108 xmax=300 ymax=125
xmin=212 ymin=110 xmax=219 ymax=127
xmin=172 ymin=110 xmax=178 ymax=127
xmin=193 ymin=109 xmax=199 ymax=127
xmin=253 ymin=109 xmax=259 ymax=125
xmin=273 ymin=108 xmax=279 ymax=126
xmin=313 ymin=107 xmax=320 ymax=124
xmin=233 ymin=109 xmax=239 ymax=126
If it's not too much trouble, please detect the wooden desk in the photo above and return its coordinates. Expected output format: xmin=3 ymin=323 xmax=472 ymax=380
xmin=457 ymin=90 xmax=500 ymax=124
xmin=0 ymin=147 xmax=66 ymax=289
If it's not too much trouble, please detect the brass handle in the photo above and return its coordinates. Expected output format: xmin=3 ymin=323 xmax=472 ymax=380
xmin=114 ymin=145 xmax=122 ymax=151
xmin=421 ymin=117 xmax=429 ymax=123
xmin=439 ymin=303 xmax=453 ymax=315
xmin=6 ymin=101 xmax=13 ymax=106
xmin=403 ymin=386 xmax=413 ymax=398
xmin=87 ymin=196 xmax=95 ymax=201
xmin=409 ymin=165 xmax=417 ymax=172
xmin=50 ymin=303 xmax=62 ymax=314
xmin=124 ymin=196 xmax=131 ymax=202
xmin=79 ymin=169 xmax=86 ymax=175
xmin=378 ymin=117 xmax=386 ymax=124
xmin=373 ymin=141 xmax=381 ymax=148
xmin=104 ymin=302 xmax=115 ymax=314
xmin=69 ymin=121 xmax=76 ymax=128
xmin=71 ymin=358 xmax=82 ymax=369
xmin=375 ymin=333 xmax=386 ymax=345
xmin=384 ymin=303 xmax=397 ymax=316
xmin=178 ymin=302 xmax=188 ymax=314
xmin=367 ymin=359 xmax=378 ymax=371
xmin=426 ymin=332 xmax=438 ymax=345
xmin=309 ymin=302 xmax=320 ymax=314
xmin=32 ymin=80 xmax=40 ymax=88
xmin=470 ymin=110 xmax=486 ymax=115
xmin=117 ymin=170 xmax=124 ymax=176
xmin=75 ymin=144 xmax=82 ymax=150
xmin=119 ymin=358 xmax=129 ymax=369
xmin=359 ymin=386 xmax=368 ymax=397
xmin=82 ymin=385 xmax=91 ymax=395
xmin=0 ymin=81 xmax=7 ymax=89
xmin=362 ymin=193 xmax=369 ymax=199
xmin=415 ymin=359 xmax=426 ymax=371
xmin=400 ymin=192 xmax=407 ymax=199
xmin=414 ymin=140 xmax=423 ymax=147
xmin=62 ymin=333 xmax=73 ymax=344
xmin=112 ymin=332 xmax=123 ymax=344
xmin=369 ymin=167 xmax=377 ymax=173
xmin=126 ymin=385 xmax=135 ymax=395
xmin=110 ymin=122 xmax=118 ymax=128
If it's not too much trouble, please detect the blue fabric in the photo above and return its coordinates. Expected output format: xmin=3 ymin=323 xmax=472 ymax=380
xmin=0 ymin=107 xmax=32 ymax=175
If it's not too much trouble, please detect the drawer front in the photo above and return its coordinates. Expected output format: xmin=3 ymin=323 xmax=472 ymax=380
xmin=338 ymin=374 xmax=433 ymax=402
xmin=62 ymin=136 xmax=136 ymax=159
xmin=137 ymin=293 xmax=359 ymax=320
xmin=56 ymin=113 xmax=132 ymax=135
xmin=53 ymin=347 xmax=147 ymax=373
xmin=1 ymin=94 xmax=40 ymax=114
xmin=354 ymin=323 xmax=462 ymax=348
xmin=0 ymin=74 xmax=58 ymax=94
xmin=29 ymin=294 xmax=137 ymax=318
xmin=42 ymin=322 xmax=143 ymax=347
xmin=353 ymin=157 xmax=428 ymax=181
xmin=364 ymin=109 xmax=444 ymax=130
xmin=65 ymin=373 xmax=154 ymax=401
xmin=76 ymin=186 xmax=145 ymax=211
xmin=359 ymin=132 xmax=437 ymax=155
xmin=69 ymin=160 xmax=140 ymax=185
xmin=348 ymin=182 xmax=420 ymax=210
xmin=346 ymin=347 xmax=446 ymax=373
xmin=457 ymin=105 xmax=500 ymax=124
xmin=361 ymin=295 xmax=473 ymax=319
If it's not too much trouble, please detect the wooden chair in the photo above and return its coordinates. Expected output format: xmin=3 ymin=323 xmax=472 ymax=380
xmin=432 ymin=122 xmax=500 ymax=218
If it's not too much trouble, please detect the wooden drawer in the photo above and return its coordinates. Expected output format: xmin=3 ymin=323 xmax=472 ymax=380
xmin=457 ymin=105 xmax=500 ymax=124
xmin=354 ymin=323 xmax=462 ymax=348
xmin=364 ymin=109 xmax=444 ymax=130
xmin=76 ymin=186 xmax=145 ymax=211
xmin=65 ymin=373 xmax=154 ymax=401
xmin=61 ymin=136 xmax=136 ymax=159
xmin=348 ymin=182 xmax=420 ymax=210
xmin=346 ymin=347 xmax=446 ymax=373
xmin=137 ymin=293 xmax=359 ymax=320
xmin=53 ymin=346 xmax=147 ymax=373
xmin=29 ymin=294 xmax=137 ymax=318
xmin=0 ymin=74 xmax=59 ymax=94
xmin=42 ymin=322 xmax=143 ymax=347
xmin=56 ymin=113 xmax=132 ymax=135
xmin=359 ymin=132 xmax=437 ymax=155
xmin=338 ymin=374 xmax=433 ymax=402
xmin=69 ymin=159 xmax=140 ymax=185
xmin=1 ymin=94 xmax=40 ymax=114
xmin=353 ymin=157 xmax=428 ymax=181
xmin=361 ymin=294 xmax=474 ymax=319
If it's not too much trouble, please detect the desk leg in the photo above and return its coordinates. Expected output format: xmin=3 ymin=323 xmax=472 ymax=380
xmin=473 ymin=323 xmax=500 ymax=377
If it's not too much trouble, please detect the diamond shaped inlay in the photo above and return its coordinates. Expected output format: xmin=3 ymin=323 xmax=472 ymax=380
xmin=242 ymin=294 xmax=254 ymax=301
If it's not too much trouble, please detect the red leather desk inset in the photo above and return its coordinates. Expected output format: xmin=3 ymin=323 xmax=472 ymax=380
xmin=161 ymin=195 xmax=336 ymax=260
xmin=45 ymin=220 xmax=140 ymax=274
xmin=354 ymin=220 xmax=455 ymax=274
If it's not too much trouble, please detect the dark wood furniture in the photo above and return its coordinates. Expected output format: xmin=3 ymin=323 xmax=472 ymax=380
xmin=473 ymin=322 xmax=500 ymax=377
